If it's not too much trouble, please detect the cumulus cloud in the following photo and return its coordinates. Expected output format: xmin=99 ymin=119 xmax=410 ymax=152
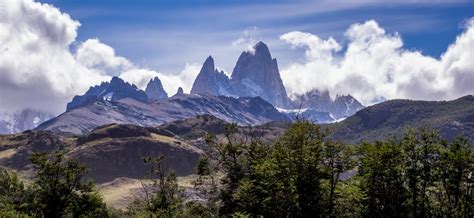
xmin=280 ymin=19 xmax=474 ymax=105
xmin=75 ymin=38 xmax=133 ymax=75
xmin=0 ymin=0 xmax=198 ymax=115
xmin=0 ymin=0 xmax=109 ymax=114
xmin=232 ymin=27 xmax=261 ymax=52
xmin=119 ymin=63 xmax=200 ymax=95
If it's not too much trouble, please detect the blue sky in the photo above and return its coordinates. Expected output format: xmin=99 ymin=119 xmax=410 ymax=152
xmin=39 ymin=0 xmax=474 ymax=75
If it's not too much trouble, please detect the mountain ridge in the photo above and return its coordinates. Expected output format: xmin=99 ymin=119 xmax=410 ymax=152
xmin=67 ymin=77 xmax=148 ymax=111
xmin=37 ymin=92 xmax=290 ymax=135
xmin=328 ymin=95 xmax=474 ymax=143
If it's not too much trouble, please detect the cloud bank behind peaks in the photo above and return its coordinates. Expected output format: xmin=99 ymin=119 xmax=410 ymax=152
xmin=0 ymin=0 xmax=198 ymax=115
xmin=75 ymin=38 xmax=133 ymax=75
xmin=280 ymin=19 xmax=474 ymax=105
xmin=0 ymin=0 xmax=109 ymax=114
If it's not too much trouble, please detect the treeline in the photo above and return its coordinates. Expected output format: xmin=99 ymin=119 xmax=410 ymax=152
xmin=205 ymin=122 xmax=474 ymax=217
xmin=1 ymin=121 xmax=473 ymax=217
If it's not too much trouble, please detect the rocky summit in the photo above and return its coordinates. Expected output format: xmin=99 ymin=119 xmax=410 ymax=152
xmin=145 ymin=77 xmax=168 ymax=100
xmin=175 ymin=87 xmax=184 ymax=96
xmin=231 ymin=42 xmax=292 ymax=109
xmin=191 ymin=42 xmax=292 ymax=109
xmin=190 ymin=56 xmax=234 ymax=96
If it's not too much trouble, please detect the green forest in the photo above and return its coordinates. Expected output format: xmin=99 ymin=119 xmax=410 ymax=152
xmin=1 ymin=121 xmax=473 ymax=217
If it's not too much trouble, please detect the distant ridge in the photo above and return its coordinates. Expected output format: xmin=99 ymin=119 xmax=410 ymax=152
xmin=37 ymin=79 xmax=290 ymax=135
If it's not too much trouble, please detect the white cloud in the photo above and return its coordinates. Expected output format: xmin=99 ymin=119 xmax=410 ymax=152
xmin=156 ymin=63 xmax=201 ymax=95
xmin=0 ymin=0 xmax=198 ymax=115
xmin=119 ymin=69 xmax=160 ymax=90
xmin=0 ymin=0 xmax=109 ymax=114
xmin=280 ymin=19 xmax=474 ymax=105
xmin=75 ymin=38 xmax=201 ymax=96
xmin=232 ymin=27 xmax=261 ymax=52
xmin=75 ymin=38 xmax=133 ymax=75
xmin=119 ymin=63 xmax=200 ymax=95
xmin=280 ymin=31 xmax=341 ymax=61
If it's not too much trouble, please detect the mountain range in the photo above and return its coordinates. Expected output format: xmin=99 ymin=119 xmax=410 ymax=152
xmin=2 ymin=96 xmax=473 ymax=183
xmin=0 ymin=41 xmax=365 ymax=135
xmin=37 ymin=85 xmax=289 ymax=135
xmin=186 ymin=41 xmax=364 ymax=122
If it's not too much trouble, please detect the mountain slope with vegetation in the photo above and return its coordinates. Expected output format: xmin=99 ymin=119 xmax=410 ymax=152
xmin=329 ymin=95 xmax=474 ymax=143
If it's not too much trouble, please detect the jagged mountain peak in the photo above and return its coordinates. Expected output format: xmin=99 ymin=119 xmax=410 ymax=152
xmin=109 ymin=76 xmax=139 ymax=90
xmin=191 ymin=55 xmax=233 ymax=96
xmin=203 ymin=55 xmax=215 ymax=69
xmin=145 ymin=77 xmax=168 ymax=100
xmin=191 ymin=41 xmax=291 ymax=108
xmin=66 ymin=77 xmax=148 ymax=111
xmin=252 ymin=41 xmax=271 ymax=58
xmin=231 ymin=41 xmax=291 ymax=109
xmin=254 ymin=41 xmax=266 ymax=48
xmin=110 ymin=76 xmax=124 ymax=84
xmin=175 ymin=87 xmax=184 ymax=95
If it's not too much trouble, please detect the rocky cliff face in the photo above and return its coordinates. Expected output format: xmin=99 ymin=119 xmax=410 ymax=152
xmin=231 ymin=42 xmax=291 ymax=109
xmin=145 ymin=77 xmax=168 ymax=100
xmin=190 ymin=56 xmax=233 ymax=96
xmin=67 ymin=77 xmax=148 ymax=111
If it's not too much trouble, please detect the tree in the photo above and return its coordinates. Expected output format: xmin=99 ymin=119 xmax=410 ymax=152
xmin=276 ymin=121 xmax=327 ymax=216
xmin=358 ymin=141 xmax=408 ymax=217
xmin=206 ymin=124 xmax=251 ymax=215
xmin=0 ymin=168 xmax=30 ymax=216
xmin=332 ymin=176 xmax=366 ymax=217
xmin=401 ymin=129 xmax=443 ymax=217
xmin=440 ymin=137 xmax=474 ymax=216
xmin=141 ymin=155 xmax=183 ymax=216
xmin=321 ymin=140 xmax=355 ymax=216
xmin=192 ymin=156 xmax=219 ymax=216
xmin=29 ymin=151 xmax=107 ymax=218
xmin=233 ymin=121 xmax=329 ymax=217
